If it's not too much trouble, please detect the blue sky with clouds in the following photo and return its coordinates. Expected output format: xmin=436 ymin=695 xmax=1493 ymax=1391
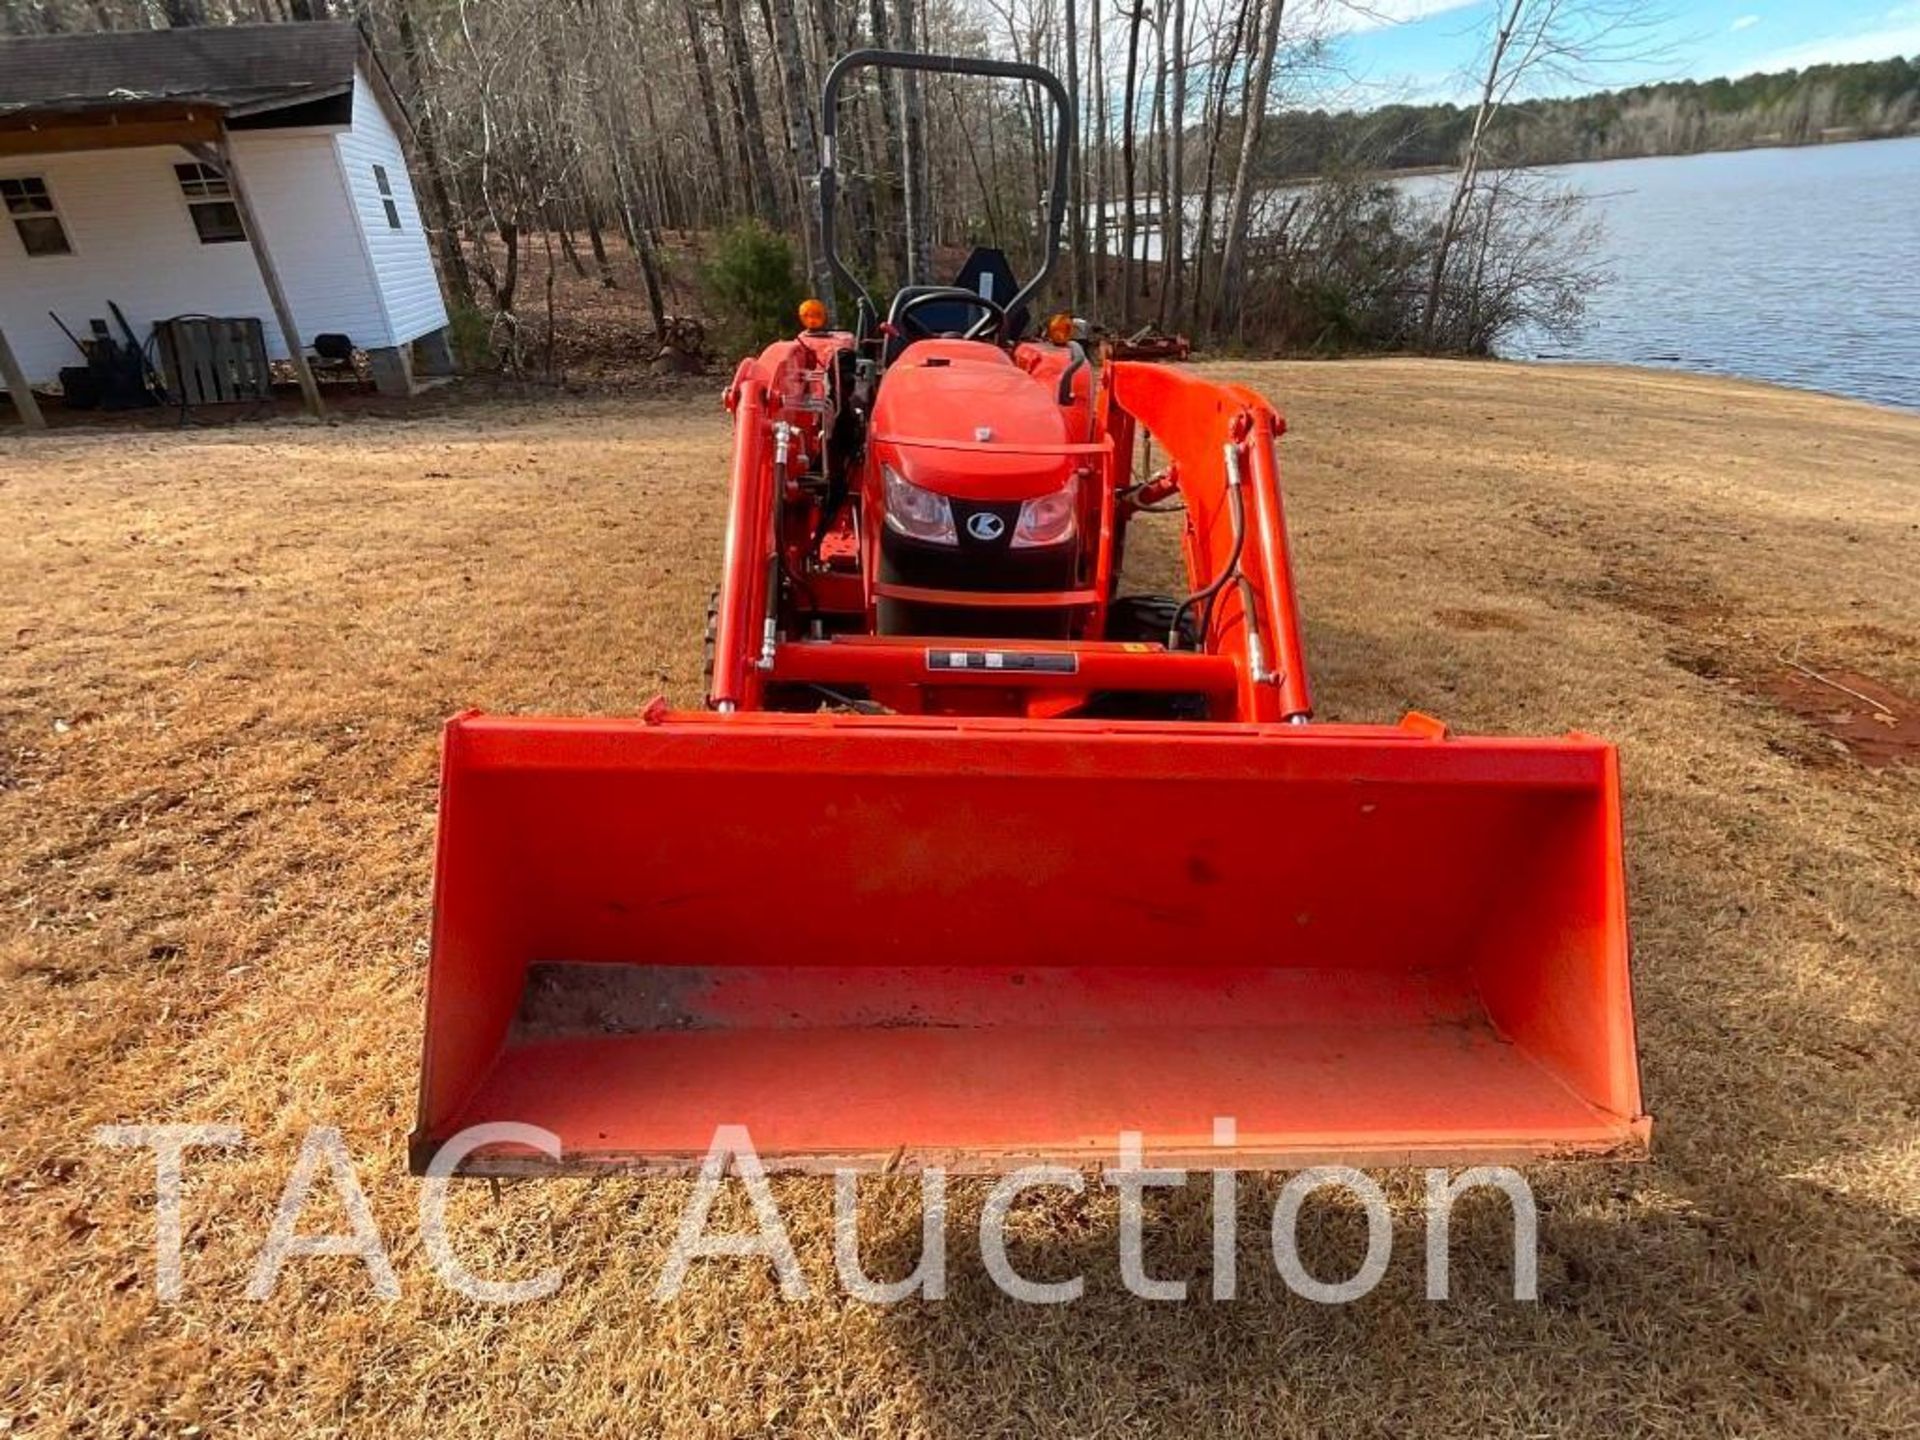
xmin=1314 ymin=0 xmax=1920 ymax=105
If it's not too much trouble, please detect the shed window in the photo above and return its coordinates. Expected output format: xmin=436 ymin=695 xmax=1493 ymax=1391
xmin=2 ymin=176 xmax=72 ymax=257
xmin=372 ymin=164 xmax=402 ymax=230
xmin=174 ymin=163 xmax=246 ymax=245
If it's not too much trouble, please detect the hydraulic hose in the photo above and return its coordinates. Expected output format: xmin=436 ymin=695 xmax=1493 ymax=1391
xmin=763 ymin=423 xmax=792 ymax=672
xmin=1170 ymin=440 xmax=1248 ymax=649
xmin=1237 ymin=574 xmax=1271 ymax=683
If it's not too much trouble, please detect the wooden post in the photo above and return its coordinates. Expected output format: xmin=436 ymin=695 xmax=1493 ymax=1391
xmin=191 ymin=128 xmax=323 ymax=418
xmin=0 ymin=325 xmax=47 ymax=431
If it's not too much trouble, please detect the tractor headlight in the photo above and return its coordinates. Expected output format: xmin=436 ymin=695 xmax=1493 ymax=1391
xmin=883 ymin=465 xmax=957 ymax=545
xmin=1012 ymin=479 xmax=1078 ymax=548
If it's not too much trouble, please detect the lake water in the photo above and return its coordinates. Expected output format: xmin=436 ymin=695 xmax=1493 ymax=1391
xmin=1106 ymin=136 xmax=1918 ymax=409
xmin=1490 ymin=137 xmax=1920 ymax=411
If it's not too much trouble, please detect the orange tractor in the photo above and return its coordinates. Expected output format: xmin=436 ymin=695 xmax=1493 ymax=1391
xmin=413 ymin=51 xmax=1647 ymax=1174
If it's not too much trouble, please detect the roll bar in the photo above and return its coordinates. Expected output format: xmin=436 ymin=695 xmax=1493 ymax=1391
xmin=818 ymin=49 xmax=1074 ymax=325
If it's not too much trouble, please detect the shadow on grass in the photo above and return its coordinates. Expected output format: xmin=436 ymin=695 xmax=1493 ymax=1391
xmin=845 ymin=1159 xmax=1917 ymax=1435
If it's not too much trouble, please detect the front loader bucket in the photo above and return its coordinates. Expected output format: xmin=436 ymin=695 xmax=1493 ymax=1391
xmin=413 ymin=712 xmax=1646 ymax=1173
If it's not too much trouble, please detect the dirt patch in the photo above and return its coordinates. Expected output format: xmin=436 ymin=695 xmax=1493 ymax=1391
xmin=1757 ymin=664 xmax=1920 ymax=769
xmin=1582 ymin=558 xmax=1916 ymax=772
xmin=514 ymin=960 xmax=714 ymax=1036
xmin=1576 ymin=566 xmax=1737 ymax=635
xmin=1665 ymin=646 xmax=1730 ymax=680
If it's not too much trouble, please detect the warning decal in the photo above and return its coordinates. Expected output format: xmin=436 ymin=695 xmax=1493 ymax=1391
xmin=925 ymin=649 xmax=1080 ymax=674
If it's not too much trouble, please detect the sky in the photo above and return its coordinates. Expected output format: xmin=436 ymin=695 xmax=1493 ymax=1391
xmin=1308 ymin=0 xmax=1920 ymax=106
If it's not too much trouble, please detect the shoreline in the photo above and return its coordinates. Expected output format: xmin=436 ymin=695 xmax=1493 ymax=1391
xmin=1314 ymin=124 xmax=1920 ymax=186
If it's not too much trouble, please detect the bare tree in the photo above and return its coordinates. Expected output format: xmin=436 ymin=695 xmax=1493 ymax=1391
xmin=596 ymin=0 xmax=668 ymax=333
xmin=1117 ymin=0 xmax=1145 ymax=326
xmin=1061 ymin=0 xmax=1083 ymax=309
xmin=719 ymin=0 xmax=782 ymax=218
xmin=769 ymin=0 xmax=836 ymax=310
xmin=1214 ymin=0 xmax=1284 ymax=334
xmin=1189 ymin=0 xmax=1251 ymax=329
xmin=1419 ymin=0 xmax=1664 ymax=347
xmin=1086 ymin=0 xmax=1107 ymax=303
xmin=681 ymin=0 xmax=738 ymax=202
xmin=24 ymin=0 xmax=1641 ymax=367
xmin=1160 ymin=0 xmax=1186 ymax=325
xmin=896 ymin=0 xmax=933 ymax=283
xmin=394 ymin=0 xmax=475 ymax=306
xmin=866 ymin=0 xmax=910 ymax=284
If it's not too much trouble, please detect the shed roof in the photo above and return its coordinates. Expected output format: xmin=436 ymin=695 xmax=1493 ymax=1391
xmin=0 ymin=21 xmax=400 ymax=129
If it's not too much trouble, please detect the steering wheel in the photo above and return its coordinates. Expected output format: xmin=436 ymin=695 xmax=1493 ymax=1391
xmin=889 ymin=286 xmax=1008 ymax=343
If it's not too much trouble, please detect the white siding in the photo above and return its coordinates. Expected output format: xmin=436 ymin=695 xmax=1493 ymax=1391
xmin=0 ymin=131 xmax=383 ymax=383
xmin=334 ymin=72 xmax=447 ymax=346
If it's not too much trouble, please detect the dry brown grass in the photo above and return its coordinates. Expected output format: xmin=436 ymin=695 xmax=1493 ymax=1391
xmin=3 ymin=360 xmax=1917 ymax=1438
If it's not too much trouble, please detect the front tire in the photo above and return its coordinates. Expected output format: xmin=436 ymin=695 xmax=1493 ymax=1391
xmin=1106 ymin=593 xmax=1200 ymax=650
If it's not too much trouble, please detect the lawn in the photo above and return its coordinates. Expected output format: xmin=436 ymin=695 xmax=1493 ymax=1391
xmin=2 ymin=360 xmax=1916 ymax=1437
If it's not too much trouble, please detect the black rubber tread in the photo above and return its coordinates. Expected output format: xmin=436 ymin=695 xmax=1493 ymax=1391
xmin=1105 ymin=593 xmax=1200 ymax=650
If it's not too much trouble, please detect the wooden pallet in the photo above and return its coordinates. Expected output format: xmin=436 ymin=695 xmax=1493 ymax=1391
xmin=155 ymin=316 xmax=271 ymax=406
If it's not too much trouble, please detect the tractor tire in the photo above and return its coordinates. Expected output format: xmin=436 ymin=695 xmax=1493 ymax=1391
xmin=1105 ymin=593 xmax=1200 ymax=651
xmin=1085 ymin=594 xmax=1210 ymax=721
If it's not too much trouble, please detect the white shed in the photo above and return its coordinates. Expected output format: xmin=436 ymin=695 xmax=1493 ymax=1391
xmin=0 ymin=20 xmax=452 ymax=413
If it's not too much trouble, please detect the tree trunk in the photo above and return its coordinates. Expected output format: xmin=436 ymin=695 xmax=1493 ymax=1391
xmin=819 ymin=0 xmax=876 ymax=284
xmin=541 ymin=227 xmax=559 ymax=377
xmin=866 ymin=0 xmax=909 ymax=286
xmin=896 ymin=0 xmax=933 ymax=284
xmin=590 ymin=0 xmax=668 ymax=335
xmin=584 ymin=201 xmax=617 ymax=288
xmin=549 ymin=206 xmax=588 ymax=278
xmin=681 ymin=0 xmax=738 ymax=207
xmin=769 ymin=0 xmax=836 ymax=314
xmin=1420 ymin=0 xmax=1524 ymax=350
xmin=719 ymin=0 xmax=781 ymax=219
xmin=497 ymin=220 xmax=520 ymax=317
xmin=609 ymin=146 xmax=668 ymax=336
xmin=394 ymin=0 xmax=475 ymax=307
xmin=1190 ymin=0 xmax=1250 ymax=329
xmin=1119 ymin=0 xmax=1144 ymax=327
xmin=1088 ymin=0 xmax=1106 ymax=304
xmin=1063 ymin=0 xmax=1084 ymax=311
xmin=812 ymin=0 xmax=839 ymax=74
xmin=1009 ymin=19 xmax=1048 ymax=249
xmin=1150 ymin=0 xmax=1169 ymax=318
xmin=1214 ymin=0 xmax=1285 ymax=337
xmin=1162 ymin=0 xmax=1187 ymax=326
xmin=454 ymin=0 xmax=516 ymax=362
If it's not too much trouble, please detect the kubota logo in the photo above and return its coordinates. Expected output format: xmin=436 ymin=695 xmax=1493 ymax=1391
xmin=967 ymin=511 xmax=1006 ymax=542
